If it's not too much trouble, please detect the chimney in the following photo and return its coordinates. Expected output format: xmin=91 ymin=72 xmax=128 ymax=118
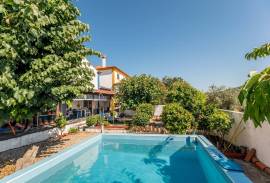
xmin=101 ymin=55 xmax=107 ymax=67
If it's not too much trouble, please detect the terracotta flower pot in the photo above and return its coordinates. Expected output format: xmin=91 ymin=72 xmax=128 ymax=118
xmin=224 ymin=152 xmax=245 ymax=159
xmin=255 ymin=161 xmax=267 ymax=171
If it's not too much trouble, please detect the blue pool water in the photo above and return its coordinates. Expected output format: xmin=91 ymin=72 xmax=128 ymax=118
xmin=27 ymin=135 xmax=232 ymax=183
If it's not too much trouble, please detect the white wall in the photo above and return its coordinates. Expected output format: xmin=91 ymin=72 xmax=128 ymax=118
xmin=0 ymin=128 xmax=58 ymax=153
xmin=99 ymin=70 xmax=112 ymax=89
xmin=154 ymin=105 xmax=164 ymax=116
xmin=225 ymin=110 xmax=270 ymax=167
xmin=81 ymin=58 xmax=98 ymax=90
xmin=89 ymin=65 xmax=98 ymax=89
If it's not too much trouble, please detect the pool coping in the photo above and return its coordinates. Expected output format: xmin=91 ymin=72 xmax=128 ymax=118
xmin=0 ymin=133 xmax=251 ymax=183
xmin=0 ymin=134 xmax=102 ymax=183
xmin=196 ymin=135 xmax=252 ymax=183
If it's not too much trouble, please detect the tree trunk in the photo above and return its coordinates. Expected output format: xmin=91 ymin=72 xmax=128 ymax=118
xmin=56 ymin=103 xmax=61 ymax=117
xmin=8 ymin=120 xmax=16 ymax=135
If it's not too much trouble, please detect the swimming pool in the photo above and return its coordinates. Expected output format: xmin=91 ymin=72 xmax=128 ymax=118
xmin=1 ymin=134 xmax=251 ymax=183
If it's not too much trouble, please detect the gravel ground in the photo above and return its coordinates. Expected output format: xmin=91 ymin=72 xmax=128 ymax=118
xmin=235 ymin=159 xmax=270 ymax=183
xmin=0 ymin=132 xmax=96 ymax=179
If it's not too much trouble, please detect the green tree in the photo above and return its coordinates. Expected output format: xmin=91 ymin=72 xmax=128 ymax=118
xmin=239 ymin=43 xmax=270 ymax=127
xmin=117 ymin=74 xmax=166 ymax=109
xmin=162 ymin=76 xmax=185 ymax=88
xmin=166 ymin=80 xmax=206 ymax=114
xmin=0 ymin=0 xmax=100 ymax=126
xmin=206 ymin=85 xmax=242 ymax=111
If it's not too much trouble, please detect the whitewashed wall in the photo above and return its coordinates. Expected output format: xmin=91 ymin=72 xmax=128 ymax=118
xmin=224 ymin=110 xmax=270 ymax=167
xmin=99 ymin=70 xmax=112 ymax=89
xmin=82 ymin=58 xmax=98 ymax=90
xmin=89 ymin=65 xmax=98 ymax=89
xmin=0 ymin=128 xmax=58 ymax=153
xmin=154 ymin=105 xmax=164 ymax=116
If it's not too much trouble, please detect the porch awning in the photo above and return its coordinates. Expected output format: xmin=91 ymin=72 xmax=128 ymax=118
xmin=94 ymin=89 xmax=115 ymax=95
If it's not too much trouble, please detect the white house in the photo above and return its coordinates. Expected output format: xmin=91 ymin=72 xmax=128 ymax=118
xmin=61 ymin=57 xmax=128 ymax=120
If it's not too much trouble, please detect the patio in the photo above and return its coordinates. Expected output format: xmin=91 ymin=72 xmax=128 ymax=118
xmin=0 ymin=132 xmax=96 ymax=179
xmin=235 ymin=159 xmax=270 ymax=183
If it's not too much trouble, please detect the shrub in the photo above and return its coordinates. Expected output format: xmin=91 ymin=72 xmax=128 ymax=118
xmin=86 ymin=115 xmax=99 ymax=127
xmin=161 ymin=103 xmax=194 ymax=134
xmin=208 ymin=110 xmax=232 ymax=138
xmin=136 ymin=103 xmax=154 ymax=117
xmin=86 ymin=115 xmax=105 ymax=127
xmin=68 ymin=127 xmax=79 ymax=133
xmin=132 ymin=103 xmax=154 ymax=126
xmin=103 ymin=120 xmax=110 ymax=126
xmin=133 ymin=111 xmax=151 ymax=126
xmin=196 ymin=104 xmax=217 ymax=131
xmin=55 ymin=113 xmax=67 ymax=135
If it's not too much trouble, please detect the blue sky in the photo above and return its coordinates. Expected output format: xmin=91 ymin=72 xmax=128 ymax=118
xmin=74 ymin=0 xmax=270 ymax=91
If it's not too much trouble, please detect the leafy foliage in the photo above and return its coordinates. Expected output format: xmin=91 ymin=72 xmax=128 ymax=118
xmin=239 ymin=68 xmax=270 ymax=127
xmin=86 ymin=115 xmax=105 ymax=127
xmin=117 ymin=74 xmax=166 ymax=109
xmin=206 ymin=85 xmax=243 ymax=111
xmin=132 ymin=103 xmax=153 ymax=126
xmin=135 ymin=103 xmax=154 ymax=117
xmin=161 ymin=103 xmax=194 ymax=134
xmin=133 ymin=112 xmax=151 ymax=126
xmin=0 ymin=0 xmax=100 ymax=124
xmin=196 ymin=104 xmax=217 ymax=131
xmin=166 ymin=80 xmax=206 ymax=114
xmin=55 ymin=113 xmax=67 ymax=132
xmin=239 ymin=42 xmax=270 ymax=127
xmin=68 ymin=127 xmax=79 ymax=133
xmin=86 ymin=115 xmax=98 ymax=127
xmin=162 ymin=78 xmax=232 ymax=135
xmin=208 ymin=110 xmax=232 ymax=138
xmin=162 ymin=76 xmax=185 ymax=88
xmin=245 ymin=43 xmax=270 ymax=60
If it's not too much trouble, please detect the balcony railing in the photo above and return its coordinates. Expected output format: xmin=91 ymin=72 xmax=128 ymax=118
xmin=74 ymin=94 xmax=110 ymax=101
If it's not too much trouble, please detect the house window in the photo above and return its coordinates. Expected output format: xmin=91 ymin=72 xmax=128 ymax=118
xmin=117 ymin=73 xmax=120 ymax=80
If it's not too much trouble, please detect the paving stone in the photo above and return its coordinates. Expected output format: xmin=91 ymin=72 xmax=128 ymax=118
xmin=235 ymin=159 xmax=270 ymax=183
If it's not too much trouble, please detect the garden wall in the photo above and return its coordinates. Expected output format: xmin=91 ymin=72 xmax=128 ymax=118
xmin=0 ymin=128 xmax=58 ymax=153
xmin=224 ymin=110 xmax=270 ymax=167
